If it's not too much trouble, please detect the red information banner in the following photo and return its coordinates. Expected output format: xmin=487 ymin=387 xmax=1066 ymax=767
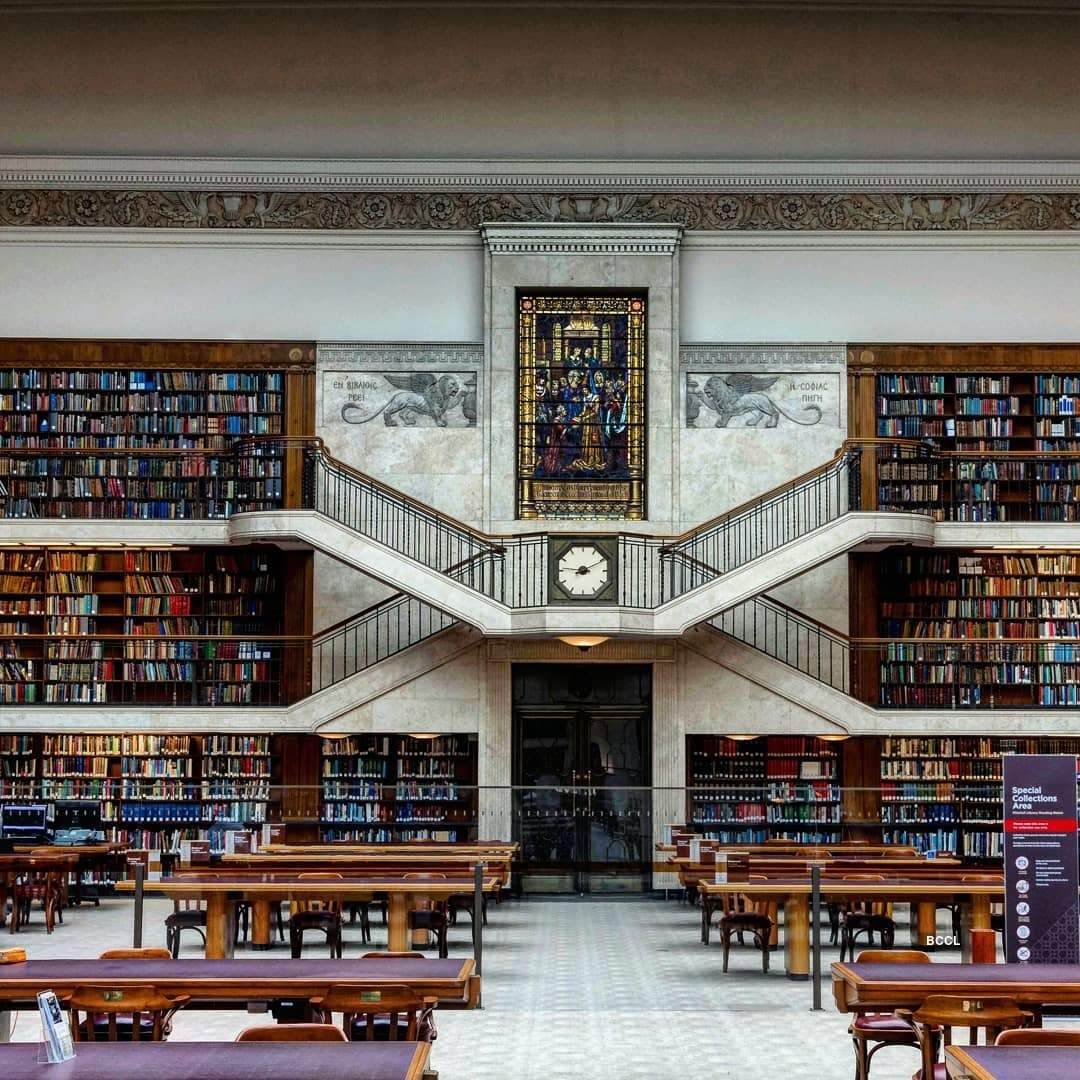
xmin=1003 ymin=754 xmax=1080 ymax=964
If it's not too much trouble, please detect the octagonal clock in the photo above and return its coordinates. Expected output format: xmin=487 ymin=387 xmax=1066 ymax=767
xmin=548 ymin=537 xmax=618 ymax=603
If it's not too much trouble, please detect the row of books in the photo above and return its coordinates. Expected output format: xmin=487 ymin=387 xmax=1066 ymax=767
xmin=0 ymin=370 xmax=284 ymax=392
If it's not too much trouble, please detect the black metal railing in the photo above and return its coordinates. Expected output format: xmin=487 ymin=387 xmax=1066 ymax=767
xmin=298 ymin=440 xmax=866 ymax=610
xmin=310 ymin=594 xmax=460 ymax=693
xmin=711 ymin=595 xmax=851 ymax=694
xmin=660 ymin=447 xmax=863 ymax=581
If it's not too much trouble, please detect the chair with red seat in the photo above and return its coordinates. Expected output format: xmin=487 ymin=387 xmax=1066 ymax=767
xmin=311 ymin=983 xmax=437 ymax=1044
xmin=898 ymin=995 xmax=1031 ymax=1080
xmin=848 ymin=950 xmax=933 ymax=1080
xmin=236 ymin=1023 xmax=347 ymax=1042
xmin=66 ymin=985 xmax=189 ymax=1043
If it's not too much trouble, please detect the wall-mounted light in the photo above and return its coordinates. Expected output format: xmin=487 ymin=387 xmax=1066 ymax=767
xmin=405 ymin=733 xmax=442 ymax=740
xmin=726 ymin=734 xmax=760 ymax=742
xmin=556 ymin=634 xmax=611 ymax=653
xmin=318 ymin=731 xmax=352 ymax=741
xmin=818 ymin=733 xmax=851 ymax=742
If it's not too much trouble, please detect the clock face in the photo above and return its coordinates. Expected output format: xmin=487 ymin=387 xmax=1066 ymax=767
xmin=556 ymin=544 xmax=611 ymax=599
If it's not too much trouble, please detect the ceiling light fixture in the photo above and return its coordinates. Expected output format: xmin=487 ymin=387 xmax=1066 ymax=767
xmin=556 ymin=634 xmax=611 ymax=653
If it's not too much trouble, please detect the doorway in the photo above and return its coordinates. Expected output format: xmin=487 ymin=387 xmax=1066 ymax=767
xmin=511 ymin=664 xmax=652 ymax=894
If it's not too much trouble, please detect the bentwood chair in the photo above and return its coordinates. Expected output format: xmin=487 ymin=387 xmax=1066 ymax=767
xmin=236 ymin=1023 xmax=347 ymax=1042
xmin=290 ymin=873 xmax=344 ymax=958
xmin=898 ymin=995 xmax=1032 ymax=1080
xmin=715 ymin=880 xmax=773 ymax=974
xmin=847 ymin=950 xmax=934 ymax=1080
xmin=95 ymin=949 xmax=175 ymax=1037
xmin=838 ymin=875 xmax=896 ymax=962
xmin=403 ymin=873 xmax=450 ymax=959
xmin=12 ymin=859 xmax=64 ymax=934
xmin=995 ymin=1029 xmax=1080 ymax=1046
xmin=311 ymin=983 xmax=438 ymax=1043
xmin=164 ymin=899 xmax=207 ymax=958
xmin=66 ymin=985 xmax=189 ymax=1043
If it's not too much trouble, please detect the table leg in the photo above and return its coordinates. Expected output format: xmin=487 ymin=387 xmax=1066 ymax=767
xmin=767 ymin=902 xmax=779 ymax=949
xmin=0 ymin=1007 xmax=10 ymax=1044
xmin=960 ymin=895 xmax=992 ymax=963
xmin=251 ymin=901 xmax=272 ymax=951
xmin=411 ymin=893 xmax=431 ymax=947
xmin=204 ymin=895 xmax=236 ymax=960
xmin=785 ymin=894 xmax=810 ymax=980
xmin=912 ymin=902 xmax=938 ymax=949
xmin=387 ymin=893 xmax=409 ymax=952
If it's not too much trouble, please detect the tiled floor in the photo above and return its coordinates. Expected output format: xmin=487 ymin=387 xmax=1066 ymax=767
xmin=5 ymin=894 xmax=1077 ymax=1078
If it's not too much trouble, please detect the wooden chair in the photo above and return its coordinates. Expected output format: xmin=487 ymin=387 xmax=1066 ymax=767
xmin=236 ymin=1023 xmax=347 ymax=1042
xmin=93 ymin=949 xmax=176 ymax=1037
xmin=165 ymin=899 xmax=207 ymax=958
xmin=66 ymin=985 xmax=189 ymax=1043
xmin=898 ymin=995 xmax=1032 ymax=1080
xmin=995 ymin=1028 xmax=1080 ymax=1046
xmin=290 ymin=873 xmax=344 ymax=959
xmin=403 ymin=873 xmax=449 ymax=959
xmin=838 ymin=875 xmax=895 ymax=962
xmin=311 ymin=983 xmax=437 ymax=1043
xmin=12 ymin=861 xmax=64 ymax=934
xmin=848 ymin=950 xmax=933 ymax=1080
xmin=714 ymin=883 xmax=773 ymax=974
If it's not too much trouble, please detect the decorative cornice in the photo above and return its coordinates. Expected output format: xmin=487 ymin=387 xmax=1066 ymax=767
xmin=318 ymin=342 xmax=483 ymax=368
xmin=3 ymin=190 xmax=1080 ymax=232
xmin=6 ymin=157 xmax=1080 ymax=193
xmin=680 ymin=343 xmax=847 ymax=369
xmin=481 ymin=222 xmax=683 ymax=254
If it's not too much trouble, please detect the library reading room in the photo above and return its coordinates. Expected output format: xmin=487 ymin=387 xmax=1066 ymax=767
xmin=6 ymin=3 xmax=1080 ymax=1079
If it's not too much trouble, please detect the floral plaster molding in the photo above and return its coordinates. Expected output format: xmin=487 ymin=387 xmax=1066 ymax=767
xmin=5 ymin=190 xmax=1080 ymax=231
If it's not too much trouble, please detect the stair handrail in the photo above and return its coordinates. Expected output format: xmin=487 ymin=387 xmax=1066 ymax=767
xmin=710 ymin=593 xmax=851 ymax=693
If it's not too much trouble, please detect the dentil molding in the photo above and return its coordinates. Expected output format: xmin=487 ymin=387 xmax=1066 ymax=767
xmin=6 ymin=156 xmax=1080 ymax=193
xmin=680 ymin=343 xmax=847 ymax=369
xmin=481 ymin=222 xmax=683 ymax=255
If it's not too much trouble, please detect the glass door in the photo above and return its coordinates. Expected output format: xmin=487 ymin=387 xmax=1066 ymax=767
xmin=512 ymin=665 xmax=651 ymax=894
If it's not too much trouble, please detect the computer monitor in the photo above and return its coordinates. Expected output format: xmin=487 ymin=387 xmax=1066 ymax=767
xmin=53 ymin=800 xmax=102 ymax=832
xmin=0 ymin=803 xmax=53 ymax=841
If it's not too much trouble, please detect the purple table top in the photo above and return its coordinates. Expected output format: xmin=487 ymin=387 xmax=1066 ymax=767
xmin=0 ymin=957 xmax=468 ymax=986
xmin=949 ymin=1044 xmax=1080 ymax=1079
xmin=841 ymin=963 xmax=1080 ymax=985
xmin=0 ymin=1042 xmax=428 ymax=1080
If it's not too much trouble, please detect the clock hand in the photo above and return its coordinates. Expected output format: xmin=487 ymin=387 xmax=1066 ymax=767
xmin=575 ymin=559 xmax=608 ymax=575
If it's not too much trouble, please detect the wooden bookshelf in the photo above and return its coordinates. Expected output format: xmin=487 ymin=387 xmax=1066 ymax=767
xmin=854 ymin=548 xmax=1080 ymax=708
xmin=686 ymin=735 xmax=841 ymax=845
xmin=880 ymin=735 xmax=1080 ymax=858
xmin=0 ymin=733 xmax=36 ymax=800
xmin=0 ymin=544 xmax=289 ymax=706
xmin=320 ymin=733 xmax=478 ymax=843
xmin=201 ymin=734 xmax=272 ymax=827
xmin=0 ymin=340 xmax=314 ymax=520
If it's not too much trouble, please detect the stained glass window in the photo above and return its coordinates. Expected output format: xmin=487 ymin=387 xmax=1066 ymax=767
xmin=516 ymin=292 xmax=646 ymax=520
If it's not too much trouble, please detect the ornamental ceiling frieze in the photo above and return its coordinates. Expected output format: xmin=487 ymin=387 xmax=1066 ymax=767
xmin=3 ymin=190 xmax=1080 ymax=230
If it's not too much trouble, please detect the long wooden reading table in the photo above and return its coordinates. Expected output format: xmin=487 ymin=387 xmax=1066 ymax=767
xmin=945 ymin=1044 xmax=1080 ymax=1079
xmin=0 ymin=1041 xmax=432 ymax=1079
xmin=118 ymin=871 xmax=500 ymax=956
xmin=0 ymin=956 xmax=478 ymax=1042
xmin=832 ymin=961 xmax=1080 ymax=1016
xmin=700 ymin=877 xmax=1005 ymax=978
